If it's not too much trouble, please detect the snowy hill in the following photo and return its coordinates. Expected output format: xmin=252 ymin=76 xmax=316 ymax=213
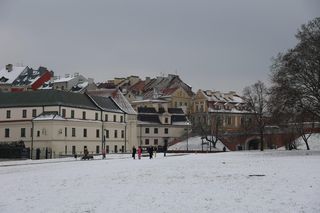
xmin=277 ymin=133 xmax=320 ymax=151
xmin=168 ymin=136 xmax=229 ymax=151
xmin=294 ymin=133 xmax=320 ymax=150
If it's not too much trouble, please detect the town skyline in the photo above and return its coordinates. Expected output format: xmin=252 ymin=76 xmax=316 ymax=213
xmin=0 ymin=0 xmax=319 ymax=93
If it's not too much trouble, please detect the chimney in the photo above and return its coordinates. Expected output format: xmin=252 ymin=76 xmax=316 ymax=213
xmin=145 ymin=77 xmax=151 ymax=84
xmin=5 ymin=64 xmax=13 ymax=72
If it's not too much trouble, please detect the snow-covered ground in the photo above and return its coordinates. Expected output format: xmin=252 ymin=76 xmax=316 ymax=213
xmin=169 ymin=136 xmax=229 ymax=151
xmin=0 ymin=151 xmax=320 ymax=213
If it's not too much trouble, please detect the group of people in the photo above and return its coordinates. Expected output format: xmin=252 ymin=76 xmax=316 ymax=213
xmin=131 ymin=146 xmax=142 ymax=160
xmin=132 ymin=145 xmax=167 ymax=159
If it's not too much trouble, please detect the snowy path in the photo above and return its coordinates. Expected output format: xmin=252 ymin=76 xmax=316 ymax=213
xmin=0 ymin=151 xmax=319 ymax=213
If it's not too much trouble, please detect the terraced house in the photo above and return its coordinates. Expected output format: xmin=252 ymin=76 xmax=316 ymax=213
xmin=0 ymin=90 xmax=135 ymax=159
xmin=132 ymin=99 xmax=191 ymax=149
xmin=192 ymin=90 xmax=255 ymax=135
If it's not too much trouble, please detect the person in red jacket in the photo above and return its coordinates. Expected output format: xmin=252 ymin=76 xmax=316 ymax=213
xmin=137 ymin=146 xmax=142 ymax=160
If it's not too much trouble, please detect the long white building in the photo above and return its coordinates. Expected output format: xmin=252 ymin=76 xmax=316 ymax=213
xmin=0 ymin=90 xmax=137 ymax=159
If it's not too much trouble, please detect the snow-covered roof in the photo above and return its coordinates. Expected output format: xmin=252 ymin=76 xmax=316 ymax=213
xmin=87 ymin=89 xmax=137 ymax=115
xmin=132 ymin=99 xmax=169 ymax=104
xmin=208 ymin=108 xmax=253 ymax=114
xmin=0 ymin=66 xmax=27 ymax=84
xmin=33 ymin=112 xmax=66 ymax=121
xmin=54 ymin=76 xmax=75 ymax=83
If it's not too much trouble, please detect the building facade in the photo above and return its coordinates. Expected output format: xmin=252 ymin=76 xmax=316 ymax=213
xmin=192 ymin=90 xmax=255 ymax=135
xmin=0 ymin=90 xmax=130 ymax=159
xmin=132 ymin=99 xmax=190 ymax=149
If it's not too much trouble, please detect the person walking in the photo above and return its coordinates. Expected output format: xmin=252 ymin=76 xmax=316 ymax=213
xmin=163 ymin=144 xmax=167 ymax=157
xmin=148 ymin=146 xmax=153 ymax=159
xmin=153 ymin=146 xmax=157 ymax=158
xmin=138 ymin=146 xmax=142 ymax=160
xmin=132 ymin=146 xmax=137 ymax=159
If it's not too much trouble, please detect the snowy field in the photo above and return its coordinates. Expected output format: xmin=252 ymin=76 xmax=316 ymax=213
xmin=0 ymin=151 xmax=320 ymax=213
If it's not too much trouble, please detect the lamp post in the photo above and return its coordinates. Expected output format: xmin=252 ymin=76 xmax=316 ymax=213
xmin=187 ymin=124 xmax=189 ymax=152
xmin=185 ymin=121 xmax=189 ymax=152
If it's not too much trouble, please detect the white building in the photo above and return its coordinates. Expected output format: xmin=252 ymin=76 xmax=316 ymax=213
xmin=132 ymin=99 xmax=191 ymax=149
xmin=0 ymin=90 xmax=130 ymax=159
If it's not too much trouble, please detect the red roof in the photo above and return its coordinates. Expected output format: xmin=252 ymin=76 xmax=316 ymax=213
xmin=130 ymin=80 xmax=145 ymax=92
xmin=161 ymin=87 xmax=178 ymax=95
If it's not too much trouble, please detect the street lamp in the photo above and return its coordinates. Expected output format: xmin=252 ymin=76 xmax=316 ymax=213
xmin=185 ymin=121 xmax=190 ymax=152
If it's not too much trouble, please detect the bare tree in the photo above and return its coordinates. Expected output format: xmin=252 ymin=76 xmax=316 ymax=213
xmin=200 ymin=113 xmax=224 ymax=150
xmin=243 ymin=81 xmax=269 ymax=151
xmin=270 ymin=17 xmax=320 ymax=120
xmin=292 ymin=112 xmax=316 ymax=150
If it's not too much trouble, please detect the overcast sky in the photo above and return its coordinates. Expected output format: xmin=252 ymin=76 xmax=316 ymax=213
xmin=0 ymin=0 xmax=319 ymax=93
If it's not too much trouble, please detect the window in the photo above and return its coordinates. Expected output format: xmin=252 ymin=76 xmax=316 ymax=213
xmin=6 ymin=110 xmax=11 ymax=118
xmin=120 ymin=116 xmax=123 ymax=122
xmin=121 ymin=130 xmax=124 ymax=138
xmin=114 ymin=145 xmax=118 ymax=153
xmin=106 ymin=145 xmax=109 ymax=153
xmin=62 ymin=109 xmax=66 ymax=118
xmin=72 ymin=146 xmax=76 ymax=155
xmin=21 ymin=128 xmax=26 ymax=137
xmin=164 ymin=128 xmax=169 ymax=134
xmin=65 ymin=146 xmax=68 ymax=155
xmin=22 ymin=109 xmax=27 ymax=118
xmin=5 ymin=128 xmax=10 ymax=138
xmin=72 ymin=128 xmax=76 ymax=137
xmin=227 ymin=117 xmax=232 ymax=125
xmin=37 ymin=130 xmax=40 ymax=137
xmin=106 ymin=130 xmax=109 ymax=138
xmin=113 ymin=115 xmax=116 ymax=122
xmin=165 ymin=117 xmax=169 ymax=124
xmin=154 ymin=139 xmax=158 ymax=145
xmin=154 ymin=128 xmax=158 ymax=134
xmin=145 ymin=128 xmax=150 ymax=134
xmin=96 ymin=129 xmax=100 ymax=138
xmin=95 ymin=113 xmax=99 ymax=120
xmin=145 ymin=139 xmax=150 ymax=145
xmin=32 ymin=109 xmax=37 ymax=117
xmin=121 ymin=146 xmax=124 ymax=153
xmin=71 ymin=110 xmax=75 ymax=118
xmin=82 ymin=111 xmax=86 ymax=119
xmin=96 ymin=146 xmax=100 ymax=154
xmin=105 ymin=114 xmax=108 ymax=121
xmin=65 ymin=127 xmax=67 ymax=137
xmin=114 ymin=130 xmax=118 ymax=138
xmin=83 ymin=129 xmax=87 ymax=137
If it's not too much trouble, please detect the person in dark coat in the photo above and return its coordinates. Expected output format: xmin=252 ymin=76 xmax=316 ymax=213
xmin=148 ymin=146 xmax=153 ymax=159
xmin=132 ymin=146 xmax=137 ymax=159
xmin=163 ymin=145 xmax=167 ymax=157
